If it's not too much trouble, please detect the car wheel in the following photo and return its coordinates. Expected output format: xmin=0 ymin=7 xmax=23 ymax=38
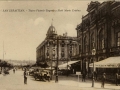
xmin=48 ymin=77 xmax=50 ymax=82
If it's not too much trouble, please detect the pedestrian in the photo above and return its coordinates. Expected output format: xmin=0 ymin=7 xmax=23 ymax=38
xmin=94 ymin=71 xmax=98 ymax=81
xmin=101 ymin=73 xmax=106 ymax=88
xmin=115 ymin=72 xmax=119 ymax=86
xmin=47 ymin=72 xmax=50 ymax=82
xmin=24 ymin=69 xmax=27 ymax=84
xmin=13 ymin=68 xmax=15 ymax=73
xmin=82 ymin=71 xmax=86 ymax=82
xmin=66 ymin=70 xmax=69 ymax=77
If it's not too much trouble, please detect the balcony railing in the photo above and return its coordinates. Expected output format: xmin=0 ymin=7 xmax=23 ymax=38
xmin=97 ymin=49 xmax=106 ymax=54
xmin=109 ymin=46 xmax=120 ymax=53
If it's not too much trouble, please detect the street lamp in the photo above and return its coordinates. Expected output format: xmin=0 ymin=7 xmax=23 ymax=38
xmin=55 ymin=36 xmax=59 ymax=83
xmin=92 ymin=48 xmax=96 ymax=87
xmin=47 ymin=36 xmax=74 ymax=82
xmin=46 ymin=40 xmax=53 ymax=80
xmin=51 ymin=40 xmax=56 ymax=80
xmin=66 ymin=40 xmax=72 ymax=76
xmin=46 ymin=36 xmax=59 ymax=83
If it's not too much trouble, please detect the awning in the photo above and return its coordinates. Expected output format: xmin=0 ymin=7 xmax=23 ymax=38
xmin=89 ymin=56 xmax=120 ymax=68
xmin=31 ymin=67 xmax=42 ymax=69
xmin=58 ymin=60 xmax=80 ymax=69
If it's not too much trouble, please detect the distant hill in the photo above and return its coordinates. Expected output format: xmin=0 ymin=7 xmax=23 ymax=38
xmin=0 ymin=59 xmax=36 ymax=66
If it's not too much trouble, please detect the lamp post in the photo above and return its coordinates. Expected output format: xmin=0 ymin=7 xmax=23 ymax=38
xmin=47 ymin=36 xmax=74 ymax=82
xmin=51 ymin=40 xmax=55 ymax=80
xmin=55 ymin=36 xmax=59 ymax=83
xmin=46 ymin=40 xmax=53 ymax=80
xmin=47 ymin=36 xmax=63 ymax=82
xmin=67 ymin=40 xmax=72 ymax=76
xmin=51 ymin=56 xmax=53 ymax=80
xmin=92 ymin=48 xmax=96 ymax=87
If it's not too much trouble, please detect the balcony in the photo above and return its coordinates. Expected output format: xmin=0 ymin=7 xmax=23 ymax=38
xmin=109 ymin=46 xmax=120 ymax=54
xmin=97 ymin=49 xmax=106 ymax=54
xmin=109 ymin=47 xmax=118 ymax=52
xmin=82 ymin=52 xmax=91 ymax=57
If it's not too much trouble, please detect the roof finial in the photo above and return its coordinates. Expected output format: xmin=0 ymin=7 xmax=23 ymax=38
xmin=51 ymin=18 xmax=53 ymax=26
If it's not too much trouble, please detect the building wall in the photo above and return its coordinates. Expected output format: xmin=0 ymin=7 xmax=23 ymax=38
xmin=36 ymin=28 xmax=78 ymax=67
xmin=76 ymin=1 xmax=120 ymax=74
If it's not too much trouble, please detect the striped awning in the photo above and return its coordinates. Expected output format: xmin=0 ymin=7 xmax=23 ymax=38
xmin=89 ymin=56 xmax=120 ymax=68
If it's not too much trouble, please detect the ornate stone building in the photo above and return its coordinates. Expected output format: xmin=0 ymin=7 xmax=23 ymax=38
xmin=36 ymin=24 xmax=79 ymax=70
xmin=76 ymin=1 xmax=120 ymax=76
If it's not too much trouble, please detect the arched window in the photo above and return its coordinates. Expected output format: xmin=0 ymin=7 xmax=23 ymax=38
xmin=77 ymin=30 xmax=79 ymax=37
xmin=79 ymin=38 xmax=81 ymax=54
xmin=91 ymin=33 xmax=95 ymax=50
xmin=99 ymin=29 xmax=104 ymax=49
xmin=84 ymin=36 xmax=88 ymax=52
xmin=60 ymin=40 xmax=65 ymax=58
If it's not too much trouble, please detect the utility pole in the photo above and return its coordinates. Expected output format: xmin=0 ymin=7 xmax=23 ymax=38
xmin=3 ymin=41 xmax=4 ymax=61
xmin=55 ymin=36 xmax=59 ymax=82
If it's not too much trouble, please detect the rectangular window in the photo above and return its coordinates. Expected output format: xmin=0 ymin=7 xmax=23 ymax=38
xmin=102 ymin=39 xmax=104 ymax=49
xmin=86 ymin=45 xmax=88 ymax=52
xmin=117 ymin=32 xmax=120 ymax=46
xmin=79 ymin=45 xmax=81 ymax=54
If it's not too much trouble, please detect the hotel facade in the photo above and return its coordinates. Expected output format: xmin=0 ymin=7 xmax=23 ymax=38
xmin=36 ymin=24 xmax=80 ymax=73
xmin=76 ymin=1 xmax=120 ymax=78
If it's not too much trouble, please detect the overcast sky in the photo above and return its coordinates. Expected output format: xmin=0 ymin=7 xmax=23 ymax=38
xmin=0 ymin=0 xmax=104 ymax=61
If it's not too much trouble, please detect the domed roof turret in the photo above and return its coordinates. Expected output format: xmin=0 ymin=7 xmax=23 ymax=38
xmin=46 ymin=24 xmax=57 ymax=37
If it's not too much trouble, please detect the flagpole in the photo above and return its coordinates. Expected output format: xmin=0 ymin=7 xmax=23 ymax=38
xmin=3 ymin=41 xmax=4 ymax=61
xmin=2 ymin=41 xmax=4 ymax=71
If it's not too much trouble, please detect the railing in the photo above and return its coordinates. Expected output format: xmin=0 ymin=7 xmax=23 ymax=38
xmin=81 ymin=52 xmax=91 ymax=57
xmin=109 ymin=46 xmax=120 ymax=53
xmin=97 ymin=49 xmax=106 ymax=54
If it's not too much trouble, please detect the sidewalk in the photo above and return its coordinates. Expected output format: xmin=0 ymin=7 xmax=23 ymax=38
xmin=51 ymin=75 xmax=120 ymax=90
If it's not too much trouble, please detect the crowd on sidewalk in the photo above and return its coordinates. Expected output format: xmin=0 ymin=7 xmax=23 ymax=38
xmin=57 ymin=70 xmax=120 ymax=89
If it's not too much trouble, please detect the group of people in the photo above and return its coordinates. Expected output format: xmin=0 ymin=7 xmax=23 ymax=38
xmin=82 ymin=71 xmax=98 ymax=82
xmin=100 ymin=72 xmax=120 ymax=88
xmin=82 ymin=71 xmax=86 ymax=82
xmin=81 ymin=71 xmax=106 ymax=88
xmin=101 ymin=72 xmax=120 ymax=88
xmin=13 ymin=67 xmax=120 ymax=87
xmin=82 ymin=70 xmax=120 ymax=88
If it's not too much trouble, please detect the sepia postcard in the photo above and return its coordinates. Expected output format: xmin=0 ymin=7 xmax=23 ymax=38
xmin=0 ymin=0 xmax=120 ymax=90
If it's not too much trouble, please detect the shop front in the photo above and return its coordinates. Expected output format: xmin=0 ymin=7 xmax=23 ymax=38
xmin=58 ymin=60 xmax=80 ymax=75
xmin=89 ymin=56 xmax=120 ymax=83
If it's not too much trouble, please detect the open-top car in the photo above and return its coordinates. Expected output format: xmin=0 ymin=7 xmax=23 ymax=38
xmin=29 ymin=68 xmax=34 ymax=76
xmin=4 ymin=70 xmax=9 ymax=74
xmin=34 ymin=69 xmax=51 ymax=82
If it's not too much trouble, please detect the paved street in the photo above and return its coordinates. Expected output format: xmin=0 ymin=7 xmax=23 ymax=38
xmin=0 ymin=69 xmax=119 ymax=90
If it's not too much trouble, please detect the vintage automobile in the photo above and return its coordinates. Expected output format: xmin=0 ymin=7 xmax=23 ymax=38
xmin=29 ymin=68 xmax=34 ymax=76
xmin=4 ymin=70 xmax=9 ymax=74
xmin=34 ymin=69 xmax=51 ymax=81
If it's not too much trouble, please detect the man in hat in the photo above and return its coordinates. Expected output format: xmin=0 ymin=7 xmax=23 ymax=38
xmin=115 ymin=72 xmax=119 ymax=86
xmin=24 ymin=69 xmax=27 ymax=84
xmin=101 ymin=73 xmax=106 ymax=88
